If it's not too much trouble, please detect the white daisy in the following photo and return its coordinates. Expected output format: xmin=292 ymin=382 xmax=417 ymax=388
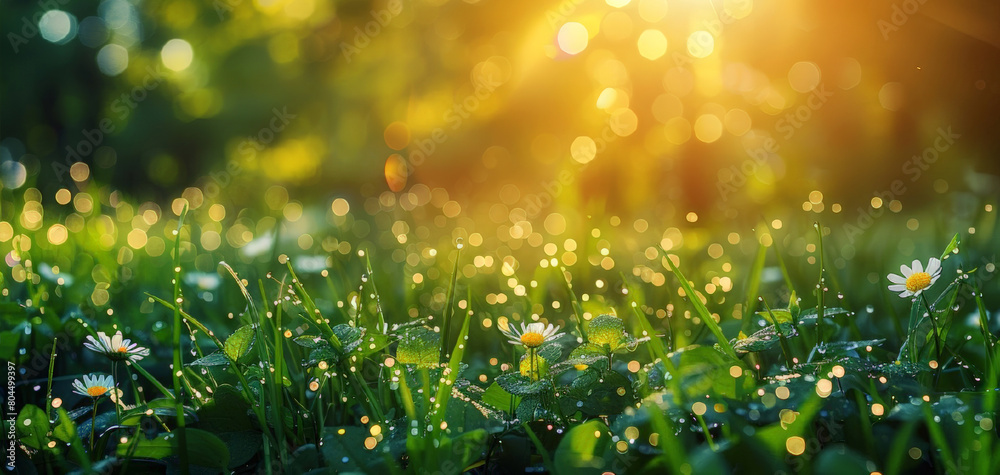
xmin=499 ymin=322 xmax=562 ymax=349
xmin=84 ymin=331 xmax=150 ymax=362
xmin=887 ymin=257 xmax=942 ymax=298
xmin=72 ymin=374 xmax=114 ymax=399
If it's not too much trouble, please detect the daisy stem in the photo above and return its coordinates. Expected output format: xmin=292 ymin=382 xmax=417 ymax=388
xmin=529 ymin=348 xmax=536 ymax=381
xmin=89 ymin=399 xmax=98 ymax=454
xmin=920 ymin=293 xmax=943 ymax=377
xmin=112 ymin=361 xmax=121 ymax=425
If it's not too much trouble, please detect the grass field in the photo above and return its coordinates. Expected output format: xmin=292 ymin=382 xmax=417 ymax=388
xmin=2 ymin=181 xmax=998 ymax=474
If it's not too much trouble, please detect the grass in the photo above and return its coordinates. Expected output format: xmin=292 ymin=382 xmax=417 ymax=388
xmin=2 ymin=187 xmax=998 ymax=474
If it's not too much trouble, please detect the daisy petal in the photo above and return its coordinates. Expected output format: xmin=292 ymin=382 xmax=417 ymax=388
xmin=900 ymin=264 xmax=912 ymax=276
xmin=926 ymin=258 xmax=941 ymax=276
xmin=888 ymin=284 xmax=906 ymax=292
xmin=887 ymin=274 xmax=906 ymax=284
xmin=110 ymin=332 xmax=123 ymax=350
xmin=912 ymin=260 xmax=923 ymax=273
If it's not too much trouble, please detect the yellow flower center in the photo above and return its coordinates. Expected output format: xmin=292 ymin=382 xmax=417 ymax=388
xmin=905 ymin=272 xmax=931 ymax=292
xmin=87 ymin=386 xmax=108 ymax=397
xmin=520 ymin=332 xmax=545 ymax=348
xmin=116 ymin=347 xmax=129 ymax=353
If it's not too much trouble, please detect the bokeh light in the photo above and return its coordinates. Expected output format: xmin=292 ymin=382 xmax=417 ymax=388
xmin=38 ymin=10 xmax=77 ymax=44
xmin=96 ymin=44 xmax=128 ymax=76
xmin=161 ymin=39 xmax=194 ymax=71
xmin=558 ymin=22 xmax=589 ymax=55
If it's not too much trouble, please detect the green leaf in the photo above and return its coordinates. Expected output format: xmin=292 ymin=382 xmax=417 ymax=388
xmin=554 ymin=344 xmax=608 ymax=373
xmin=481 ymin=382 xmax=518 ymax=414
xmin=554 ymin=419 xmax=613 ymax=474
xmin=292 ymin=335 xmax=328 ymax=349
xmin=537 ymin=340 xmax=563 ymax=362
xmin=755 ymin=309 xmax=793 ymax=324
xmin=224 ymin=325 xmax=256 ymax=363
xmin=216 ymin=431 xmax=263 ymax=470
xmin=53 ymin=407 xmax=89 ymax=467
xmin=515 ymin=394 xmax=541 ymax=422
xmin=813 ymin=339 xmax=885 ymax=356
xmin=119 ymin=404 xmax=198 ymax=426
xmin=496 ymin=372 xmax=551 ymax=396
xmin=52 ymin=408 xmax=77 ymax=443
xmin=798 ymin=307 xmax=851 ymax=320
xmin=587 ymin=314 xmax=628 ymax=351
xmin=76 ymin=410 xmax=118 ymax=444
xmin=732 ymin=323 xmax=797 ymax=354
xmin=940 ymin=233 xmax=960 ymax=260
xmin=118 ymin=428 xmax=230 ymax=471
xmin=196 ymin=384 xmax=253 ymax=433
xmin=332 ymin=323 xmax=365 ymax=353
xmin=396 ymin=326 xmax=440 ymax=369
xmin=563 ymin=369 xmax=634 ymax=417
xmin=16 ymin=404 xmax=50 ymax=450
xmin=353 ymin=331 xmax=391 ymax=359
xmin=187 ymin=351 xmax=229 ymax=367
xmin=305 ymin=346 xmax=339 ymax=366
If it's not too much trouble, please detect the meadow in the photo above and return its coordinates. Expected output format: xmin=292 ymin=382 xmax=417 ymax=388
xmin=3 ymin=0 xmax=1000 ymax=474
xmin=2 ymin=178 xmax=997 ymax=474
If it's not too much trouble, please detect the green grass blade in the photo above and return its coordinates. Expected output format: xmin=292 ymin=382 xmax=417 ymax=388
xmin=658 ymin=247 xmax=737 ymax=359
xmin=743 ymin=243 xmax=767 ymax=327
xmin=558 ymin=266 xmax=589 ymax=341
xmin=431 ymin=290 xmax=473 ymax=439
xmin=440 ymin=244 xmax=462 ymax=362
xmin=364 ymin=253 xmax=386 ymax=331
xmin=170 ymin=206 xmax=190 ymax=474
